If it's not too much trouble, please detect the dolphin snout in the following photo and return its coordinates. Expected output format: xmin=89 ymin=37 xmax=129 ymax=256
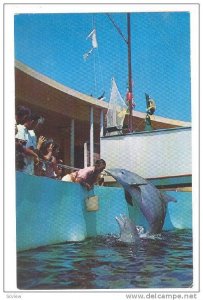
xmin=115 ymin=214 xmax=125 ymax=228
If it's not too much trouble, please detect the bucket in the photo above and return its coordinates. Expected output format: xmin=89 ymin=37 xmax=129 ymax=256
xmin=85 ymin=195 xmax=99 ymax=212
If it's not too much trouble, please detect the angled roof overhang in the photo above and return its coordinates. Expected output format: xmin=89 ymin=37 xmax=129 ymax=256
xmin=15 ymin=60 xmax=191 ymax=131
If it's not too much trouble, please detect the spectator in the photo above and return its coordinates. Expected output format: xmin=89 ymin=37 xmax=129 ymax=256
xmin=55 ymin=159 xmax=64 ymax=180
xmin=15 ymin=105 xmax=31 ymax=134
xmin=27 ymin=113 xmax=45 ymax=149
xmin=27 ymin=114 xmax=47 ymax=176
xmin=15 ymin=139 xmax=26 ymax=171
xmin=15 ymin=113 xmax=40 ymax=175
xmin=16 ymin=105 xmax=31 ymax=125
xmin=39 ymin=139 xmax=60 ymax=179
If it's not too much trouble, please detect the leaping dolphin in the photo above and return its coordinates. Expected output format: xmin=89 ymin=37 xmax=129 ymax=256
xmin=106 ymin=168 xmax=177 ymax=234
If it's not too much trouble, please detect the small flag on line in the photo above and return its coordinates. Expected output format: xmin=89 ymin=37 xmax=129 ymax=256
xmin=83 ymin=29 xmax=98 ymax=61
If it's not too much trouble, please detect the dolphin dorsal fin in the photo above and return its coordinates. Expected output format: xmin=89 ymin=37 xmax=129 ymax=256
xmin=161 ymin=193 xmax=177 ymax=203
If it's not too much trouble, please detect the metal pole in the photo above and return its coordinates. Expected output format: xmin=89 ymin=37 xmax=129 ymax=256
xmin=70 ymin=119 xmax=75 ymax=166
xmin=100 ymin=109 xmax=104 ymax=137
xmin=127 ymin=13 xmax=133 ymax=132
xmin=84 ymin=142 xmax=88 ymax=168
xmin=90 ymin=106 xmax=94 ymax=166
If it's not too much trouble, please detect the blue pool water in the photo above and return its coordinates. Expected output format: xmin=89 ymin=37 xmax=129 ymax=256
xmin=17 ymin=229 xmax=192 ymax=289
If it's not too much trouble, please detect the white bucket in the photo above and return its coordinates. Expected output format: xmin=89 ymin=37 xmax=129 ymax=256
xmin=85 ymin=195 xmax=99 ymax=212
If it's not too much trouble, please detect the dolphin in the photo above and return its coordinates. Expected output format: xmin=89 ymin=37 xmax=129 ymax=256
xmin=106 ymin=168 xmax=177 ymax=234
xmin=115 ymin=214 xmax=140 ymax=243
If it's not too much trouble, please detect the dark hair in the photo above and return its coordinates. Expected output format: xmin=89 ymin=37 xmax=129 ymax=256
xmin=52 ymin=143 xmax=60 ymax=153
xmin=16 ymin=106 xmax=31 ymax=124
xmin=29 ymin=113 xmax=41 ymax=122
xmin=16 ymin=105 xmax=31 ymax=116
xmin=94 ymin=159 xmax=106 ymax=167
xmin=39 ymin=138 xmax=54 ymax=156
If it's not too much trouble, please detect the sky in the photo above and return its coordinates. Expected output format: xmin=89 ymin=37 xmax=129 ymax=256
xmin=14 ymin=12 xmax=191 ymax=121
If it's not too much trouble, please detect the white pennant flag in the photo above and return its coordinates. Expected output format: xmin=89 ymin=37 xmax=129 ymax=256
xmin=87 ymin=29 xmax=98 ymax=48
xmin=83 ymin=29 xmax=98 ymax=61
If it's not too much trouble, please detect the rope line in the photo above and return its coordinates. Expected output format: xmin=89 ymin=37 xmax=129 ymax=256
xmin=38 ymin=158 xmax=79 ymax=171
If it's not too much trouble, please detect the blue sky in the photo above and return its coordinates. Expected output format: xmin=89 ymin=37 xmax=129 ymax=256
xmin=14 ymin=12 xmax=191 ymax=121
